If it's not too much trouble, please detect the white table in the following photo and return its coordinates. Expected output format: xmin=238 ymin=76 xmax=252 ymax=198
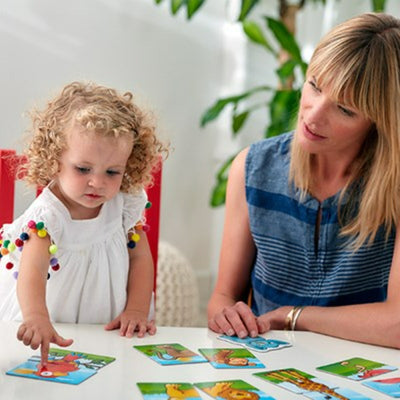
xmin=0 ymin=321 xmax=399 ymax=399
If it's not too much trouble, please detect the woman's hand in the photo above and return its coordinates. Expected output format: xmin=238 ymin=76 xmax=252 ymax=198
xmin=105 ymin=309 xmax=156 ymax=338
xmin=256 ymin=306 xmax=292 ymax=331
xmin=17 ymin=314 xmax=73 ymax=366
xmin=208 ymin=301 xmax=262 ymax=338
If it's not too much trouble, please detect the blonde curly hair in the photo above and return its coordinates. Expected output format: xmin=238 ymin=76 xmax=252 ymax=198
xmin=23 ymin=81 xmax=167 ymax=193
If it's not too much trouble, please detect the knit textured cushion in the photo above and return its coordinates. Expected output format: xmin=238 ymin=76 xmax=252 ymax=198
xmin=155 ymin=241 xmax=200 ymax=327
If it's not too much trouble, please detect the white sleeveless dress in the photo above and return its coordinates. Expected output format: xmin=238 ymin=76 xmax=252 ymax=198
xmin=0 ymin=187 xmax=147 ymax=323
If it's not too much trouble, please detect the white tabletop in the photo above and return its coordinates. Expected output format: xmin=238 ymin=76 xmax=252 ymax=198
xmin=0 ymin=321 xmax=399 ymax=399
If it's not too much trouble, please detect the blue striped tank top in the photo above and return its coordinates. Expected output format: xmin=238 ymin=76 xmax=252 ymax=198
xmin=245 ymin=132 xmax=394 ymax=315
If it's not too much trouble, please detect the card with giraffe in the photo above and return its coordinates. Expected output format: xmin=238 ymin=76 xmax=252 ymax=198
xmin=137 ymin=382 xmax=202 ymax=399
xmin=254 ymin=368 xmax=372 ymax=399
xmin=195 ymin=379 xmax=276 ymax=400
xmin=198 ymin=348 xmax=265 ymax=369
xmin=133 ymin=343 xmax=208 ymax=365
xmin=317 ymin=357 xmax=397 ymax=381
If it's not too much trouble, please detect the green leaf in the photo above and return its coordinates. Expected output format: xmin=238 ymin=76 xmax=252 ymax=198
xmin=276 ymin=59 xmax=297 ymax=84
xmin=200 ymin=85 xmax=271 ymax=127
xmin=187 ymin=0 xmax=206 ymax=19
xmin=243 ymin=21 xmax=276 ymax=54
xmin=371 ymin=0 xmax=386 ymax=12
xmin=210 ymin=179 xmax=227 ymax=207
xmin=265 ymin=17 xmax=303 ymax=62
xmin=154 ymin=0 xmax=164 ymax=4
xmin=210 ymin=155 xmax=236 ymax=207
xmin=217 ymin=154 xmax=236 ymax=180
xmin=266 ymin=89 xmax=301 ymax=137
xmin=238 ymin=0 xmax=260 ymax=21
xmin=232 ymin=111 xmax=250 ymax=135
xmin=171 ymin=0 xmax=186 ymax=15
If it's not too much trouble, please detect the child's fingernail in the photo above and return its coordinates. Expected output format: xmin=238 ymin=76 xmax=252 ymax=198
xmin=250 ymin=330 xmax=257 ymax=337
xmin=227 ymin=329 xmax=234 ymax=336
xmin=239 ymin=330 xmax=246 ymax=338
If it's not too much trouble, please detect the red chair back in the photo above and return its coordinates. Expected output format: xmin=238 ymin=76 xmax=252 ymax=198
xmin=0 ymin=149 xmax=161 ymax=290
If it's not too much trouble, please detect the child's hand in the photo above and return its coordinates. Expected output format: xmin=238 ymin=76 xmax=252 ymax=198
xmin=16 ymin=314 xmax=73 ymax=366
xmin=104 ymin=309 xmax=156 ymax=338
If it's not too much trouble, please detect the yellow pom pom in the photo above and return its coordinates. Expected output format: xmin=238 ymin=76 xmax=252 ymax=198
xmin=8 ymin=243 xmax=16 ymax=252
xmin=49 ymin=244 xmax=58 ymax=254
xmin=37 ymin=229 xmax=47 ymax=238
xmin=131 ymin=233 xmax=140 ymax=242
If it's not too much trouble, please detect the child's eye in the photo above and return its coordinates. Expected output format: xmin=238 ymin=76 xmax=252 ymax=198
xmin=106 ymin=170 xmax=120 ymax=176
xmin=75 ymin=166 xmax=90 ymax=174
xmin=338 ymin=105 xmax=355 ymax=117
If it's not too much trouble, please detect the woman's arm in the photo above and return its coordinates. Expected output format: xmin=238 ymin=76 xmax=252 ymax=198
xmin=208 ymin=148 xmax=259 ymax=338
xmin=17 ymin=231 xmax=73 ymax=365
xmin=258 ymin=224 xmax=400 ymax=348
xmin=105 ymin=230 xmax=155 ymax=337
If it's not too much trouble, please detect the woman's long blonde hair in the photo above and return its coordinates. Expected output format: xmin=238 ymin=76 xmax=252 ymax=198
xmin=290 ymin=13 xmax=400 ymax=249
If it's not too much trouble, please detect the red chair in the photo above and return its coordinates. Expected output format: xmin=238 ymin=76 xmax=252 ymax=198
xmin=0 ymin=149 xmax=161 ymax=290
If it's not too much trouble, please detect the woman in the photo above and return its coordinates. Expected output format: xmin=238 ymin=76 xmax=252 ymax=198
xmin=208 ymin=12 xmax=400 ymax=348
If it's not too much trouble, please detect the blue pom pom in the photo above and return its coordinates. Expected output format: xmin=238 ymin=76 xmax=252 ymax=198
xmin=127 ymin=240 xmax=136 ymax=249
xmin=20 ymin=232 xmax=29 ymax=241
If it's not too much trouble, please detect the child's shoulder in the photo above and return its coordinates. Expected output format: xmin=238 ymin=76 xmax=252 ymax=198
xmin=1 ymin=187 xmax=65 ymax=241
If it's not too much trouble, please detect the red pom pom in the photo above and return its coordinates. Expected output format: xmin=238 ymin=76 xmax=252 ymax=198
xmin=27 ymin=220 xmax=36 ymax=229
xmin=142 ymin=224 xmax=150 ymax=232
xmin=51 ymin=264 xmax=60 ymax=271
xmin=5 ymin=262 xmax=13 ymax=270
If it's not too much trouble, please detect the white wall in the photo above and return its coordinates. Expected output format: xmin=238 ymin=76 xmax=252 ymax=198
xmin=1 ymin=0 xmax=399 ymax=325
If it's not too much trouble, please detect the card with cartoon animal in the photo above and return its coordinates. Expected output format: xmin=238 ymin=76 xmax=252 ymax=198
xmin=362 ymin=376 xmax=400 ymax=398
xmin=5 ymin=349 xmax=108 ymax=384
xmin=254 ymin=368 xmax=372 ymax=400
xmin=217 ymin=334 xmax=291 ymax=352
xmin=133 ymin=343 xmax=208 ymax=365
xmin=198 ymin=348 xmax=265 ymax=369
xmin=41 ymin=348 xmax=115 ymax=370
xmin=195 ymin=379 xmax=276 ymax=400
xmin=137 ymin=382 xmax=202 ymax=399
xmin=317 ymin=357 xmax=398 ymax=381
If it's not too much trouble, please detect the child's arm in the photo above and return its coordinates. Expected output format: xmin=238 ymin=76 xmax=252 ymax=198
xmin=105 ymin=230 xmax=155 ymax=337
xmin=16 ymin=231 xmax=73 ymax=365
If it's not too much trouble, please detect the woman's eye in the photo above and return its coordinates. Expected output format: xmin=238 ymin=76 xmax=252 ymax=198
xmin=308 ymin=80 xmax=320 ymax=92
xmin=75 ymin=166 xmax=90 ymax=174
xmin=338 ymin=105 xmax=355 ymax=117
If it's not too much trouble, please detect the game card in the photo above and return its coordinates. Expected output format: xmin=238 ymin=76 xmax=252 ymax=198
xmin=137 ymin=382 xmax=202 ymax=399
xmin=40 ymin=348 xmax=115 ymax=370
xmin=5 ymin=347 xmax=116 ymax=384
xmin=362 ymin=376 xmax=400 ymax=398
xmin=133 ymin=343 xmax=208 ymax=365
xmin=198 ymin=348 xmax=265 ymax=369
xmin=195 ymin=379 xmax=276 ymax=400
xmin=217 ymin=334 xmax=291 ymax=352
xmin=254 ymin=368 xmax=372 ymax=400
xmin=317 ymin=357 xmax=398 ymax=381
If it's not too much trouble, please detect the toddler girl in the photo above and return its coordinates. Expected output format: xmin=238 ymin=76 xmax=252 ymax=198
xmin=0 ymin=81 xmax=167 ymax=364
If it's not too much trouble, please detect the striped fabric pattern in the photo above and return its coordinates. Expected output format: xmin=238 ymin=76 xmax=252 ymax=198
xmin=245 ymin=133 xmax=394 ymax=315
